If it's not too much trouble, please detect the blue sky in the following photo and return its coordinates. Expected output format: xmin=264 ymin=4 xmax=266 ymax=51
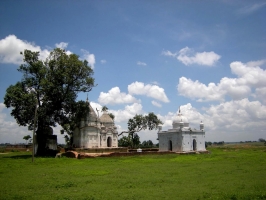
xmin=0 ymin=0 xmax=266 ymax=144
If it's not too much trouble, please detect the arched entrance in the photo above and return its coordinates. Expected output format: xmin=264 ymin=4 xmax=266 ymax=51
xmin=193 ymin=139 xmax=197 ymax=151
xmin=107 ymin=137 xmax=112 ymax=147
xmin=168 ymin=140 xmax=172 ymax=151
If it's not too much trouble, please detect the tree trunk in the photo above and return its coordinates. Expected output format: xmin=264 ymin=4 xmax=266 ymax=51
xmin=36 ymin=125 xmax=57 ymax=156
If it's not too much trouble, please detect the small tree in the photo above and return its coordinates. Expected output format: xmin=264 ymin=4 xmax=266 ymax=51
xmin=258 ymin=138 xmax=265 ymax=142
xmin=108 ymin=113 xmax=115 ymax=121
xmin=102 ymin=106 xmax=108 ymax=112
xmin=101 ymin=106 xmax=115 ymax=121
xmin=119 ymin=112 xmax=162 ymax=148
xmin=118 ymin=134 xmax=140 ymax=148
xmin=141 ymin=140 xmax=154 ymax=148
xmin=118 ymin=136 xmax=131 ymax=147
xmin=23 ymin=135 xmax=31 ymax=144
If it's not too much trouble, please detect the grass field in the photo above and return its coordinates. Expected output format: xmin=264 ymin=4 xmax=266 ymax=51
xmin=0 ymin=143 xmax=266 ymax=200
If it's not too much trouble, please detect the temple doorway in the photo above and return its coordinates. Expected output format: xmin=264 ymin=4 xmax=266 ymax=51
xmin=168 ymin=140 xmax=172 ymax=151
xmin=107 ymin=137 xmax=112 ymax=147
xmin=193 ymin=139 xmax=197 ymax=151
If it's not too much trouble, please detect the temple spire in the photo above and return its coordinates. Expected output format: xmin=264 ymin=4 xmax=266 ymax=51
xmin=179 ymin=106 xmax=181 ymax=113
xmin=86 ymin=93 xmax=88 ymax=103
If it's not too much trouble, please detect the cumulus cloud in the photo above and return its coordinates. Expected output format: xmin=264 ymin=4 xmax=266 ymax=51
xmin=137 ymin=61 xmax=147 ymax=66
xmin=178 ymin=60 xmax=266 ymax=102
xmin=158 ymin=100 xmax=266 ymax=142
xmin=230 ymin=61 xmax=266 ymax=87
xmin=100 ymin=60 xmax=106 ymax=64
xmin=0 ymin=35 xmax=75 ymax=65
xmin=162 ymin=47 xmax=221 ymax=66
xmin=151 ymin=101 xmax=162 ymax=108
xmin=98 ymin=87 xmax=140 ymax=105
xmin=89 ymin=102 xmax=103 ymax=114
xmin=110 ymin=103 xmax=143 ymax=123
xmin=205 ymin=99 xmax=266 ymax=133
xmin=158 ymin=104 xmax=204 ymax=128
xmin=254 ymin=87 xmax=266 ymax=104
xmin=128 ymin=81 xmax=170 ymax=103
xmin=178 ymin=77 xmax=224 ymax=102
xmin=81 ymin=49 xmax=95 ymax=69
xmin=0 ymin=35 xmax=50 ymax=64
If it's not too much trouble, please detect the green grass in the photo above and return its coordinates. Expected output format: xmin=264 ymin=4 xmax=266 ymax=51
xmin=0 ymin=143 xmax=266 ymax=200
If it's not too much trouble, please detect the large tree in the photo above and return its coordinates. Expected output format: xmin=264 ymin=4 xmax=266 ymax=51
xmin=4 ymin=48 xmax=95 ymax=155
xmin=118 ymin=112 xmax=162 ymax=148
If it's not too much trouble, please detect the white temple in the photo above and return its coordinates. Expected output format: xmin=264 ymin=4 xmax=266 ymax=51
xmin=73 ymin=101 xmax=118 ymax=148
xmin=158 ymin=108 xmax=206 ymax=152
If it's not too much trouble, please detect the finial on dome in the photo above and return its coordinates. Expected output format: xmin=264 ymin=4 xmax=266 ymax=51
xmin=179 ymin=106 xmax=181 ymax=113
xmin=86 ymin=93 xmax=89 ymax=102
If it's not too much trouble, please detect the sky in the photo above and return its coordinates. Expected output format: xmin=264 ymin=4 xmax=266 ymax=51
xmin=0 ymin=0 xmax=266 ymax=144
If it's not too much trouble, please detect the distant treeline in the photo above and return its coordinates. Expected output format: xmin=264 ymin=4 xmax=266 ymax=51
xmin=206 ymin=138 xmax=266 ymax=147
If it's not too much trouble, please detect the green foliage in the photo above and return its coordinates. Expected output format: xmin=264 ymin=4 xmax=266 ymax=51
xmin=141 ymin=140 xmax=154 ymax=148
xmin=259 ymin=138 xmax=266 ymax=142
xmin=23 ymin=135 xmax=31 ymax=144
xmin=101 ymin=106 xmax=108 ymax=112
xmin=4 ymin=49 xmax=95 ymax=153
xmin=118 ymin=136 xmax=131 ymax=147
xmin=108 ymin=113 xmax=115 ymax=120
xmin=127 ymin=112 xmax=162 ymax=133
xmin=0 ymin=143 xmax=266 ymax=199
xmin=120 ymin=112 xmax=162 ymax=148
xmin=118 ymin=133 xmax=140 ymax=148
xmin=101 ymin=106 xmax=115 ymax=121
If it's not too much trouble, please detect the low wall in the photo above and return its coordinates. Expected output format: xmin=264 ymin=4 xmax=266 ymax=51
xmin=5 ymin=145 xmax=32 ymax=152
xmin=71 ymin=147 xmax=128 ymax=153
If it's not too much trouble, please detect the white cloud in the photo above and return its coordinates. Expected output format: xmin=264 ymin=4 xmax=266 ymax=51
xmin=204 ymin=99 xmax=266 ymax=137
xmin=0 ymin=35 xmax=50 ymax=64
xmin=178 ymin=77 xmax=225 ymax=102
xmin=158 ymin=100 xmax=266 ymax=142
xmin=81 ymin=49 xmax=96 ymax=69
xmin=237 ymin=2 xmax=266 ymax=15
xmin=98 ymin=87 xmax=140 ymax=105
xmin=162 ymin=47 xmax=221 ymax=66
xmin=254 ymin=87 xmax=266 ymax=104
xmin=55 ymin=42 xmax=72 ymax=55
xmin=230 ymin=61 xmax=266 ymax=88
xmin=0 ymin=35 xmax=76 ymax=65
xmin=0 ymin=103 xmax=67 ymax=144
xmin=110 ymin=103 xmax=143 ymax=123
xmin=178 ymin=60 xmax=266 ymax=102
xmin=100 ymin=60 xmax=106 ymax=64
xmin=162 ymin=50 xmax=177 ymax=57
xmin=137 ymin=61 xmax=147 ymax=66
xmin=55 ymin=42 xmax=68 ymax=49
xmin=151 ymin=101 xmax=162 ymax=108
xmin=158 ymin=104 xmax=204 ymax=128
xmin=150 ymin=81 xmax=160 ymax=85
xmin=128 ymin=81 xmax=170 ymax=103
xmin=89 ymin=102 xmax=103 ymax=115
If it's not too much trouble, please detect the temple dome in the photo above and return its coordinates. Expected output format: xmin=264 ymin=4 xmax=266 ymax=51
xmin=87 ymin=103 xmax=99 ymax=122
xmin=172 ymin=108 xmax=189 ymax=129
xmin=100 ymin=111 xmax=114 ymax=123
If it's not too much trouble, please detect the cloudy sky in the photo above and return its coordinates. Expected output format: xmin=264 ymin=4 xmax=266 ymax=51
xmin=0 ymin=0 xmax=266 ymax=144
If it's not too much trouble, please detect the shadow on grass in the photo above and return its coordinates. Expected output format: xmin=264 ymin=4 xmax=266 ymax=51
xmin=2 ymin=154 xmax=32 ymax=159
